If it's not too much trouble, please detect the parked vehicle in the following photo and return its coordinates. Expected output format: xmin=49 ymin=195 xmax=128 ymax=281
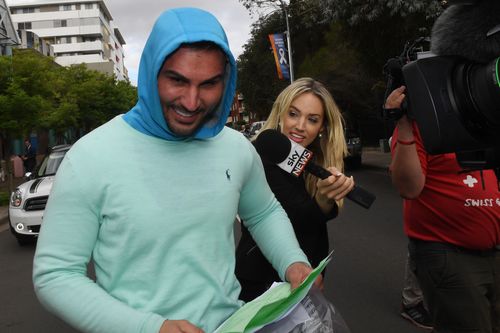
xmin=248 ymin=121 xmax=266 ymax=137
xmin=8 ymin=144 xmax=71 ymax=245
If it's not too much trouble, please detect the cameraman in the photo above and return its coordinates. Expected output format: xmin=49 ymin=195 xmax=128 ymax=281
xmin=386 ymin=86 xmax=500 ymax=333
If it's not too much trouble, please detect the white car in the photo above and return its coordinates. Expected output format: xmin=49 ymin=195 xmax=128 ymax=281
xmin=8 ymin=144 xmax=71 ymax=245
xmin=248 ymin=121 xmax=266 ymax=137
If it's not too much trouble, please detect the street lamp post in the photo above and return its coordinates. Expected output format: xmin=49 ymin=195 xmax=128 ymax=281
xmin=279 ymin=0 xmax=294 ymax=83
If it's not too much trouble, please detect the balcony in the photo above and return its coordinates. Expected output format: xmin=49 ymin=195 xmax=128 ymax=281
xmin=55 ymin=53 xmax=104 ymax=66
xmin=52 ymin=40 xmax=102 ymax=53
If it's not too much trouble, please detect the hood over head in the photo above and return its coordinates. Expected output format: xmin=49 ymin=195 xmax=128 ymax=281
xmin=123 ymin=7 xmax=236 ymax=141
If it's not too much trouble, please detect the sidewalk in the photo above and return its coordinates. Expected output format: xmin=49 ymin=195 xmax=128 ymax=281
xmin=0 ymin=177 xmax=25 ymax=228
xmin=361 ymin=146 xmax=391 ymax=171
xmin=0 ymin=205 xmax=7 ymax=230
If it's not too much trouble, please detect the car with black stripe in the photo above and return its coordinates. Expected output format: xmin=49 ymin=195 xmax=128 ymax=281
xmin=8 ymin=144 xmax=71 ymax=245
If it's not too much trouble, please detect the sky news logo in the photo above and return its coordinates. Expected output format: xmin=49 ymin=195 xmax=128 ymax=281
xmin=277 ymin=143 xmax=313 ymax=177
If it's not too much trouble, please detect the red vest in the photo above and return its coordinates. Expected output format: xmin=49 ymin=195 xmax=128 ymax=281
xmin=391 ymin=122 xmax=500 ymax=250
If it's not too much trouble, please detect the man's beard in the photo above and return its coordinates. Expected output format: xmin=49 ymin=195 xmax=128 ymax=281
xmin=166 ymin=102 xmax=219 ymax=136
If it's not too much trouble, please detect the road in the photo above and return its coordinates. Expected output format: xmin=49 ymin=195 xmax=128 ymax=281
xmin=0 ymin=150 xmax=425 ymax=333
xmin=324 ymin=162 xmax=423 ymax=333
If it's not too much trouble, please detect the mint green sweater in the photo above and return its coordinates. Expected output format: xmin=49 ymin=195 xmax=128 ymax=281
xmin=33 ymin=117 xmax=308 ymax=333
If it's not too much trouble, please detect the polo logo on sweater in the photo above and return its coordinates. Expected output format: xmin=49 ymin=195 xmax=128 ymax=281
xmin=226 ymin=169 xmax=231 ymax=181
xmin=463 ymin=175 xmax=478 ymax=188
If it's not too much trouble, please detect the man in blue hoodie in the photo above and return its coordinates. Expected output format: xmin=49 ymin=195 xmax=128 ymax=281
xmin=33 ymin=7 xmax=314 ymax=333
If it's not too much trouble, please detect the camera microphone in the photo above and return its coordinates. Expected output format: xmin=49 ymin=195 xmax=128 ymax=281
xmin=431 ymin=0 xmax=500 ymax=63
xmin=399 ymin=0 xmax=500 ymax=156
xmin=254 ymin=129 xmax=376 ymax=209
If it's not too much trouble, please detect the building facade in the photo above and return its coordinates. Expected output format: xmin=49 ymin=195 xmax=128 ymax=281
xmin=16 ymin=29 xmax=53 ymax=56
xmin=9 ymin=0 xmax=128 ymax=81
xmin=227 ymin=93 xmax=251 ymax=128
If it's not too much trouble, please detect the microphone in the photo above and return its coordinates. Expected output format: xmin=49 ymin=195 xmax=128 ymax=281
xmin=431 ymin=0 xmax=500 ymax=63
xmin=254 ymin=129 xmax=376 ymax=209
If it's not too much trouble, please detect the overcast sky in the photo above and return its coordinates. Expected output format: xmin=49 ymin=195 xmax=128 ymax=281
xmin=7 ymin=0 xmax=257 ymax=85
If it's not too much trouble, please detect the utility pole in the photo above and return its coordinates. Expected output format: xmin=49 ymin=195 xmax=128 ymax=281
xmin=279 ymin=0 xmax=294 ymax=83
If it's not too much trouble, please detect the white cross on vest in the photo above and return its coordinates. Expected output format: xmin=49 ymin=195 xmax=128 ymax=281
xmin=463 ymin=175 xmax=478 ymax=188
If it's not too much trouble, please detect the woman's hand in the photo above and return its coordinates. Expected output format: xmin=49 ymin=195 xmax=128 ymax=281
xmin=159 ymin=320 xmax=204 ymax=333
xmin=315 ymin=167 xmax=355 ymax=214
xmin=316 ymin=166 xmax=355 ymax=201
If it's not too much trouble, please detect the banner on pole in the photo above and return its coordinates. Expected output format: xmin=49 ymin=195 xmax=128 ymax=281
xmin=268 ymin=33 xmax=290 ymax=80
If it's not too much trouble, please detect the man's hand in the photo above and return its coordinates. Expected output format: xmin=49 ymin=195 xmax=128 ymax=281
xmin=384 ymin=85 xmax=406 ymax=109
xmin=159 ymin=320 xmax=204 ymax=333
xmin=285 ymin=262 xmax=323 ymax=291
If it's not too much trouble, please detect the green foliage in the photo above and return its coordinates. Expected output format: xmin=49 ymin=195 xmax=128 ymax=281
xmin=324 ymin=0 xmax=442 ymax=24
xmin=237 ymin=11 xmax=289 ymax=119
xmin=238 ymin=0 xmax=443 ymax=143
xmin=0 ymin=49 xmax=137 ymax=151
xmin=237 ymin=0 xmax=335 ymax=119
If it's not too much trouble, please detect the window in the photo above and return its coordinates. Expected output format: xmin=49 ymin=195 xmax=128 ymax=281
xmin=80 ymin=17 xmax=99 ymax=26
xmin=85 ymin=4 xmax=93 ymax=9
xmin=18 ymin=22 xmax=32 ymax=29
xmin=54 ymin=20 xmax=68 ymax=28
xmin=26 ymin=32 xmax=34 ymax=48
xmin=22 ymin=7 xmax=35 ymax=13
xmin=62 ymin=5 xmax=72 ymax=11
xmin=76 ymin=4 xmax=81 ymax=10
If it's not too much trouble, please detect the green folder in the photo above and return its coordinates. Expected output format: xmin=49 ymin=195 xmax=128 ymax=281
xmin=214 ymin=251 xmax=333 ymax=333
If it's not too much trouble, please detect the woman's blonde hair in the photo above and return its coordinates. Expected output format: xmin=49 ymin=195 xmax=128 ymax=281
xmin=257 ymin=77 xmax=348 ymax=199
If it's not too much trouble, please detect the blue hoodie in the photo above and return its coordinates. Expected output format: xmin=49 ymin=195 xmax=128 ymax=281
xmin=33 ymin=7 xmax=308 ymax=333
xmin=123 ymin=7 xmax=236 ymax=140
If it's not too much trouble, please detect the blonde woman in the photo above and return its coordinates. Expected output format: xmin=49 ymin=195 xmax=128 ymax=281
xmin=236 ymin=77 xmax=355 ymax=301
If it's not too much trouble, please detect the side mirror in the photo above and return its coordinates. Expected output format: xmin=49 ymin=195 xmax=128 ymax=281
xmin=24 ymin=172 xmax=33 ymax=180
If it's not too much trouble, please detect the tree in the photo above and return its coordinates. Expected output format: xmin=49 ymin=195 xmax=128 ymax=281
xmin=238 ymin=12 xmax=289 ymax=119
xmin=42 ymin=64 xmax=137 ymax=140
xmin=0 ymin=50 xmax=57 ymax=159
xmin=237 ymin=0 xmax=333 ymax=118
xmin=323 ymin=0 xmax=442 ymax=24
xmin=0 ymin=49 xmax=137 ymax=155
xmin=238 ymin=0 xmax=444 ymax=144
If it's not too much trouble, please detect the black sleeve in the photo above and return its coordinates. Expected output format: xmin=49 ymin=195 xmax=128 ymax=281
xmin=263 ymin=160 xmax=338 ymax=232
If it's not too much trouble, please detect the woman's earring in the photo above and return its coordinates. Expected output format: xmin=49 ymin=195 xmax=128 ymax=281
xmin=318 ymin=132 xmax=323 ymax=139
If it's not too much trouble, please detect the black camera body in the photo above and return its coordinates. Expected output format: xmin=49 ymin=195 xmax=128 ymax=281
xmin=403 ymin=55 xmax=500 ymax=155
xmin=383 ymin=0 xmax=500 ymax=171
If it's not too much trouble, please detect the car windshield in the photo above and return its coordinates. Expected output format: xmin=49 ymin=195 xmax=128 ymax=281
xmin=36 ymin=150 xmax=68 ymax=177
xmin=250 ymin=121 xmax=265 ymax=134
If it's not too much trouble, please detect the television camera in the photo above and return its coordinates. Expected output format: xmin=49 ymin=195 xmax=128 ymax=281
xmin=382 ymin=0 xmax=500 ymax=172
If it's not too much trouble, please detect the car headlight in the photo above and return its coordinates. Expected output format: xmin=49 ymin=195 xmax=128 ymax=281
xmin=10 ymin=189 xmax=23 ymax=207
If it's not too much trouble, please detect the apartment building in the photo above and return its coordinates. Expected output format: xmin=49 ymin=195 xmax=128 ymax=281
xmin=9 ymin=0 xmax=128 ymax=81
